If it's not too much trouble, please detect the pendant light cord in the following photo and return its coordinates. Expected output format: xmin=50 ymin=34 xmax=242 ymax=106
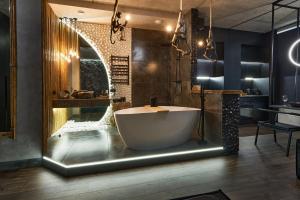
xmin=180 ymin=0 xmax=182 ymax=11
xmin=209 ymin=0 xmax=212 ymax=38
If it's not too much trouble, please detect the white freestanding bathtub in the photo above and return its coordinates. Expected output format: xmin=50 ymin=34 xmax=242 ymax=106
xmin=114 ymin=106 xmax=200 ymax=150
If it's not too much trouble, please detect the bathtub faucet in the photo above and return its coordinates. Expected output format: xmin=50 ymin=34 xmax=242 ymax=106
xmin=150 ymin=97 xmax=158 ymax=107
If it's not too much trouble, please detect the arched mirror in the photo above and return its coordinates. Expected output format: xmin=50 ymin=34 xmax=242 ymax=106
xmin=0 ymin=0 xmax=16 ymax=138
xmin=78 ymin=36 xmax=109 ymax=121
xmin=43 ymin=4 xmax=111 ymax=156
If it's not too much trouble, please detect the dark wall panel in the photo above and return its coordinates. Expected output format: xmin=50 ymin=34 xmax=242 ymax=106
xmin=0 ymin=12 xmax=10 ymax=131
xmin=132 ymin=29 xmax=171 ymax=106
xmin=214 ymin=28 xmax=269 ymax=90
xmin=0 ymin=0 xmax=42 ymax=163
xmin=205 ymin=28 xmax=270 ymax=90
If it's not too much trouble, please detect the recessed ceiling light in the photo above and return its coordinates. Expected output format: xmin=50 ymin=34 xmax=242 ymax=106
xmin=166 ymin=25 xmax=173 ymax=32
xmin=154 ymin=19 xmax=162 ymax=24
xmin=78 ymin=10 xmax=85 ymax=15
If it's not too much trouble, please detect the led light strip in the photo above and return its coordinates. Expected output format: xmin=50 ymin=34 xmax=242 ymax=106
xmin=43 ymin=147 xmax=224 ymax=169
xmin=197 ymin=76 xmax=210 ymax=80
xmin=244 ymin=77 xmax=254 ymax=81
xmin=277 ymin=25 xmax=298 ymax=35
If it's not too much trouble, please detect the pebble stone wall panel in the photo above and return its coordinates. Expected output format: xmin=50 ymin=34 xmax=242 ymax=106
xmin=222 ymin=94 xmax=240 ymax=153
xmin=76 ymin=22 xmax=132 ymax=102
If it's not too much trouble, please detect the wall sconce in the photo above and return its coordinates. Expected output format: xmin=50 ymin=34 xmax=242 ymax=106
xmin=110 ymin=0 xmax=128 ymax=44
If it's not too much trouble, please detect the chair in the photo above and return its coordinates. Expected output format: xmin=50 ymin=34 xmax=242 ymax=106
xmin=255 ymin=110 xmax=300 ymax=157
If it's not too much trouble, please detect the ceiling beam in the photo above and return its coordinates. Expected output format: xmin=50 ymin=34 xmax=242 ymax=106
xmin=48 ymin=0 xmax=178 ymax=19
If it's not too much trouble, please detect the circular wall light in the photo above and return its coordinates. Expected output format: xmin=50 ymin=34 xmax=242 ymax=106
xmin=288 ymin=38 xmax=300 ymax=67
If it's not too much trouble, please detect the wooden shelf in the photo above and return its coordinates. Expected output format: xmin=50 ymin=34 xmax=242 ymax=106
xmin=52 ymin=98 xmax=110 ymax=108
xmin=192 ymin=89 xmax=245 ymax=95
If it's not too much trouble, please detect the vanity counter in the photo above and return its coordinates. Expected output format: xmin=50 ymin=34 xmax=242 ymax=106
xmin=52 ymin=97 xmax=110 ymax=108
xmin=192 ymin=89 xmax=245 ymax=95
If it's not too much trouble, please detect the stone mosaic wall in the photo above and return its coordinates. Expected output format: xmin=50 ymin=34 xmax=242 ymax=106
xmin=80 ymin=59 xmax=109 ymax=96
xmin=222 ymin=95 xmax=240 ymax=153
xmin=76 ymin=22 xmax=132 ymax=102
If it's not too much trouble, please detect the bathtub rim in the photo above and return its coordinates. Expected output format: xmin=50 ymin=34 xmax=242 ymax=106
xmin=114 ymin=106 xmax=201 ymax=115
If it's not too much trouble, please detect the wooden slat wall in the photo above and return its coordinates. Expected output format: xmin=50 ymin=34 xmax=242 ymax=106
xmin=43 ymin=2 xmax=79 ymax=152
xmin=9 ymin=0 xmax=16 ymax=139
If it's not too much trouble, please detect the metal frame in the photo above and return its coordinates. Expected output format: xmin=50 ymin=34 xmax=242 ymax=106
xmin=0 ymin=0 xmax=17 ymax=139
xmin=270 ymin=0 xmax=300 ymax=105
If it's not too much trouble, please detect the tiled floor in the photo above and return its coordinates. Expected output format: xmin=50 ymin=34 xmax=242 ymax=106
xmin=47 ymin=125 xmax=220 ymax=165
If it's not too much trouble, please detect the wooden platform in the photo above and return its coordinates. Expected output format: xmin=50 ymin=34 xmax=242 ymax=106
xmin=52 ymin=98 xmax=110 ymax=108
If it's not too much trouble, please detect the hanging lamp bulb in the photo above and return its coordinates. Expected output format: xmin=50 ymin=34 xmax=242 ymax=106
xmin=171 ymin=0 xmax=191 ymax=56
xmin=110 ymin=0 xmax=128 ymax=44
xmin=203 ymin=0 xmax=218 ymax=61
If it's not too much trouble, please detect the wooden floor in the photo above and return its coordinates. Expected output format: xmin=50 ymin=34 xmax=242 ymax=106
xmin=239 ymin=124 xmax=273 ymax=137
xmin=1 ymin=134 xmax=300 ymax=200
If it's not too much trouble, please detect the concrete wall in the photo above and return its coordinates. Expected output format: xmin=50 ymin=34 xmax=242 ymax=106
xmin=0 ymin=0 xmax=42 ymax=166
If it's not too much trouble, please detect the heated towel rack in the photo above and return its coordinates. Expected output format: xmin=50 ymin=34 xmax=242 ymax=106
xmin=110 ymin=55 xmax=129 ymax=85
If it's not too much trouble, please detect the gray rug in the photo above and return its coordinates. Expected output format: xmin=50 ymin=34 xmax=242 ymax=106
xmin=171 ymin=190 xmax=230 ymax=200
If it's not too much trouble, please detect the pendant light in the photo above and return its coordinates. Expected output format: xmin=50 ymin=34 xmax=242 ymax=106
xmin=110 ymin=0 xmax=128 ymax=44
xmin=203 ymin=0 xmax=218 ymax=61
xmin=171 ymin=0 xmax=191 ymax=56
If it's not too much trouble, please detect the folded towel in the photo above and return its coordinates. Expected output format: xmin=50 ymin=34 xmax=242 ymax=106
xmin=144 ymin=105 xmax=169 ymax=112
